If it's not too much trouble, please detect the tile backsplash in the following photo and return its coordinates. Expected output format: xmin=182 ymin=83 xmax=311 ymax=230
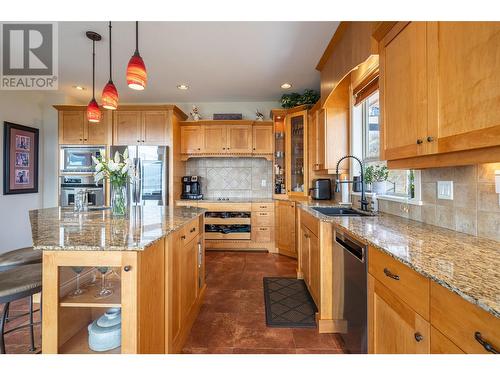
xmin=373 ymin=163 xmax=500 ymax=242
xmin=185 ymin=158 xmax=273 ymax=199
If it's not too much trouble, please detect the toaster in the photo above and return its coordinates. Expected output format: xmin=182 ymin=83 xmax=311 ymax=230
xmin=310 ymin=179 xmax=332 ymax=200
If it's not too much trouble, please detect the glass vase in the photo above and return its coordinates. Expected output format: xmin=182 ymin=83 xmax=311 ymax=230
xmin=111 ymin=184 xmax=127 ymax=216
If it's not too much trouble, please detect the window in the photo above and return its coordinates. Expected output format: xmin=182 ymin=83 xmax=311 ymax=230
xmin=351 ymin=88 xmax=421 ymax=203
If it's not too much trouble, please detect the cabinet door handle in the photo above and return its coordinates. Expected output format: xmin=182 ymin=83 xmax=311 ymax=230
xmin=137 ymin=140 xmax=140 ymax=143
xmin=383 ymin=268 xmax=400 ymax=280
xmin=181 ymin=235 xmax=186 ymax=240
xmin=124 ymin=265 xmax=132 ymax=272
xmin=190 ymin=227 xmax=196 ymax=233
xmin=198 ymin=148 xmax=201 ymax=150
xmin=84 ymin=138 xmax=88 ymax=141
xmin=304 ymin=233 xmax=310 ymax=239
xmin=222 ymin=147 xmax=226 ymax=150
xmin=414 ymin=332 xmax=423 ymax=342
xmin=79 ymin=138 xmax=83 ymax=141
xmin=475 ymin=332 xmax=499 ymax=354
xmin=416 ymin=139 xmax=423 ymax=145
xmin=253 ymin=147 xmax=256 ymax=150
xmin=427 ymin=136 xmax=434 ymax=142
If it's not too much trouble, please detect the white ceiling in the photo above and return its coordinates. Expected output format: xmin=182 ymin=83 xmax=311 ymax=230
xmin=58 ymin=21 xmax=338 ymax=103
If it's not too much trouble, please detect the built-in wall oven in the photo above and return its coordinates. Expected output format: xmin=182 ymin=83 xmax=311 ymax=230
xmin=60 ymin=146 xmax=105 ymax=174
xmin=60 ymin=175 xmax=105 ymax=207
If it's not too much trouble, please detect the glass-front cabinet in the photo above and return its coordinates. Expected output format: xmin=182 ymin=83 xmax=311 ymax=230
xmin=272 ymin=107 xmax=309 ymax=198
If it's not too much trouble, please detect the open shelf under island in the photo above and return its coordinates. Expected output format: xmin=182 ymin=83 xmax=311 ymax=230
xmin=29 ymin=205 xmax=206 ymax=354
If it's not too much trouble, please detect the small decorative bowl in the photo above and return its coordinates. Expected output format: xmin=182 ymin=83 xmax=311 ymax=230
xmin=88 ymin=308 xmax=121 ymax=352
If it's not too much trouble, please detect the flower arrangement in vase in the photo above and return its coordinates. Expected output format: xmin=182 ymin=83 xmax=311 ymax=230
xmin=92 ymin=150 xmax=135 ymax=216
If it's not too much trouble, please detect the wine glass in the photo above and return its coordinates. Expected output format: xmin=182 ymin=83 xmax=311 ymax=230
xmin=95 ymin=267 xmax=113 ymax=299
xmin=68 ymin=266 xmax=86 ymax=298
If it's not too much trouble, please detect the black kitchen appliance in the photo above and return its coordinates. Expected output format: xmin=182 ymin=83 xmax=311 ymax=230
xmin=309 ymin=179 xmax=331 ymax=200
xmin=181 ymin=176 xmax=203 ymax=200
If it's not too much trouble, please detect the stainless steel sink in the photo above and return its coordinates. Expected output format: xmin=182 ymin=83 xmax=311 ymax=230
xmin=311 ymin=207 xmax=371 ymax=217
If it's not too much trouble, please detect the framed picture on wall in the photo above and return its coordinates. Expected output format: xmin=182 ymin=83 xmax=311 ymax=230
xmin=3 ymin=122 xmax=39 ymax=195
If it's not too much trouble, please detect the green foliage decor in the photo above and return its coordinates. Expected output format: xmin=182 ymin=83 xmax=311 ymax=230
xmin=364 ymin=164 xmax=389 ymax=184
xmin=280 ymin=89 xmax=320 ymax=109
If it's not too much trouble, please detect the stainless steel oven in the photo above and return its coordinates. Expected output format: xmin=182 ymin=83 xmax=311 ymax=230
xmin=60 ymin=175 xmax=105 ymax=207
xmin=60 ymin=146 xmax=105 ymax=173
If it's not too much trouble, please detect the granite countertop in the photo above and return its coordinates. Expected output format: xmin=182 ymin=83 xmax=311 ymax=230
xmin=177 ymin=198 xmax=275 ymax=203
xmin=29 ymin=206 xmax=205 ymax=251
xmin=299 ymin=202 xmax=500 ymax=318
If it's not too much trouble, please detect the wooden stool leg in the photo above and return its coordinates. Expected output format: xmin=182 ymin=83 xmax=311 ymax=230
xmin=0 ymin=302 xmax=10 ymax=354
xmin=29 ymin=296 xmax=35 ymax=352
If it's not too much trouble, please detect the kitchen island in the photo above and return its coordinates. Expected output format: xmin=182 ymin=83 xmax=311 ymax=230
xmin=30 ymin=205 xmax=206 ymax=354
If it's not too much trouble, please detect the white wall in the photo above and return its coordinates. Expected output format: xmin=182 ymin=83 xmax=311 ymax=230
xmin=173 ymin=101 xmax=280 ymax=121
xmin=0 ymin=92 xmax=44 ymax=253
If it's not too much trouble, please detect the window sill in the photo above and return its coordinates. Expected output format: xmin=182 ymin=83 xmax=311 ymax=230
xmin=351 ymin=191 xmax=423 ymax=206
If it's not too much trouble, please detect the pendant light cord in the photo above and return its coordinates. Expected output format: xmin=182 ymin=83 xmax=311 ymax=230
xmin=135 ymin=21 xmax=139 ymax=53
xmin=109 ymin=21 xmax=112 ymax=81
xmin=92 ymin=39 xmax=96 ymax=99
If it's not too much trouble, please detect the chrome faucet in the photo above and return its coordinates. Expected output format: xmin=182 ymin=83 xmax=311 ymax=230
xmin=334 ymin=155 xmax=369 ymax=212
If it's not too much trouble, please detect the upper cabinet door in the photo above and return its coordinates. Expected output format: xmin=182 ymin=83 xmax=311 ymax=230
xmin=286 ymin=110 xmax=308 ymax=196
xmin=113 ymin=111 xmax=142 ymax=145
xmin=428 ymin=22 xmax=500 ymax=154
xmin=84 ymin=111 xmax=109 ymax=145
xmin=252 ymin=125 xmax=273 ymax=154
xmin=380 ymin=22 xmax=428 ymax=160
xmin=142 ymin=111 xmax=168 ymax=145
xmin=180 ymin=125 xmax=202 ymax=154
xmin=59 ymin=111 xmax=84 ymax=144
xmin=203 ymin=125 xmax=227 ymax=153
xmin=227 ymin=125 xmax=252 ymax=153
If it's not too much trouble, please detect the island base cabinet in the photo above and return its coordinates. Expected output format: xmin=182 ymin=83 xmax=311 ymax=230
xmin=368 ymin=274 xmax=430 ymax=354
xmin=166 ymin=216 xmax=206 ymax=354
xmin=41 ymin=240 xmax=165 ymax=354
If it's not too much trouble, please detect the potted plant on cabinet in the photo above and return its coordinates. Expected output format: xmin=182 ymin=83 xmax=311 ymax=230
xmin=364 ymin=164 xmax=389 ymax=195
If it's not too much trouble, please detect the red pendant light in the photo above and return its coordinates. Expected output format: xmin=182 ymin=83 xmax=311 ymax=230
xmin=102 ymin=22 xmax=119 ymax=110
xmin=126 ymin=21 xmax=147 ymax=90
xmin=86 ymin=31 xmax=102 ymax=123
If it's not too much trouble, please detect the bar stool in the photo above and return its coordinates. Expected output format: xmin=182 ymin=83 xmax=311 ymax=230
xmin=0 ymin=264 xmax=42 ymax=354
xmin=0 ymin=247 xmax=42 ymax=272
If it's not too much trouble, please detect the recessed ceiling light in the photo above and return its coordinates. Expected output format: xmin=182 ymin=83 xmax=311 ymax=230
xmin=73 ymin=85 xmax=86 ymax=91
xmin=281 ymin=83 xmax=292 ymax=89
xmin=177 ymin=84 xmax=189 ymax=90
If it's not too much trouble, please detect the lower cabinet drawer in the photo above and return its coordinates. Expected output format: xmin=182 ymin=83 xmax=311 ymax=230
xmin=252 ymin=227 xmax=272 ymax=242
xmin=180 ymin=218 xmax=200 ymax=244
xmin=369 ymin=246 xmax=430 ymax=320
xmin=252 ymin=202 xmax=274 ymax=212
xmin=251 ymin=211 xmax=275 ymax=226
xmin=430 ymin=281 xmax=500 ymax=354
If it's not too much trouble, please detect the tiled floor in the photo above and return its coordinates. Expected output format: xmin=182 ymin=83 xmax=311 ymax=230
xmin=182 ymin=251 xmax=344 ymax=354
xmin=0 ymin=298 xmax=41 ymax=354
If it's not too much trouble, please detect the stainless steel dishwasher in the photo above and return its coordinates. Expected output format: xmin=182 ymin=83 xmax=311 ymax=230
xmin=333 ymin=228 xmax=367 ymax=354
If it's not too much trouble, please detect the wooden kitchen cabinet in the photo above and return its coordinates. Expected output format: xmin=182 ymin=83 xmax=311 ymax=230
xmin=275 ymin=200 xmax=296 ymax=258
xmin=379 ymin=22 xmax=428 ymax=161
xmin=227 ymin=125 xmax=253 ymax=153
xmin=368 ymin=274 xmax=430 ymax=354
xmin=55 ymin=106 xmax=111 ymax=145
xmin=308 ymin=103 xmax=326 ymax=171
xmin=180 ymin=125 xmax=202 ymax=154
xmin=113 ymin=110 xmax=168 ymax=145
xmin=299 ymin=224 xmax=320 ymax=305
xmin=113 ymin=111 xmax=142 ymax=145
xmin=379 ymin=21 xmax=500 ymax=168
xmin=286 ymin=108 xmax=309 ymax=197
xmin=253 ymin=124 xmax=273 ymax=154
xmin=427 ymin=22 xmax=500 ymax=154
xmin=203 ymin=124 xmax=227 ymax=153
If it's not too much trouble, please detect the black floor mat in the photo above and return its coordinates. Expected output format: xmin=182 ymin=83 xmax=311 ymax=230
xmin=263 ymin=277 xmax=318 ymax=328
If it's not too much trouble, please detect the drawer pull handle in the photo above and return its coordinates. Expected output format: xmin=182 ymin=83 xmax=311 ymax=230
xmin=259 ymin=228 xmax=267 ymax=231
xmin=190 ymin=227 xmax=196 ymax=233
xmin=475 ymin=332 xmax=499 ymax=354
xmin=383 ymin=268 xmax=400 ymax=280
xmin=181 ymin=235 xmax=186 ymax=240
xmin=124 ymin=265 xmax=132 ymax=272
xmin=414 ymin=332 xmax=423 ymax=342
xmin=416 ymin=139 xmax=423 ymax=145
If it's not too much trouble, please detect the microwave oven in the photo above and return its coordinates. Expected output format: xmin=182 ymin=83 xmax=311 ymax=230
xmin=60 ymin=146 xmax=105 ymax=173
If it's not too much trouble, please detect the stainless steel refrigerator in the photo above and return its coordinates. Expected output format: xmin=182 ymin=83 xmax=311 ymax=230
xmin=110 ymin=145 xmax=169 ymax=206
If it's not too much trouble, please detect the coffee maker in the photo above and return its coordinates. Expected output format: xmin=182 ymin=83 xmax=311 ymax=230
xmin=181 ymin=176 xmax=203 ymax=200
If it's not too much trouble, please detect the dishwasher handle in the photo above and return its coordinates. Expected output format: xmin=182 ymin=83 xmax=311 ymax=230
xmin=335 ymin=234 xmax=365 ymax=262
